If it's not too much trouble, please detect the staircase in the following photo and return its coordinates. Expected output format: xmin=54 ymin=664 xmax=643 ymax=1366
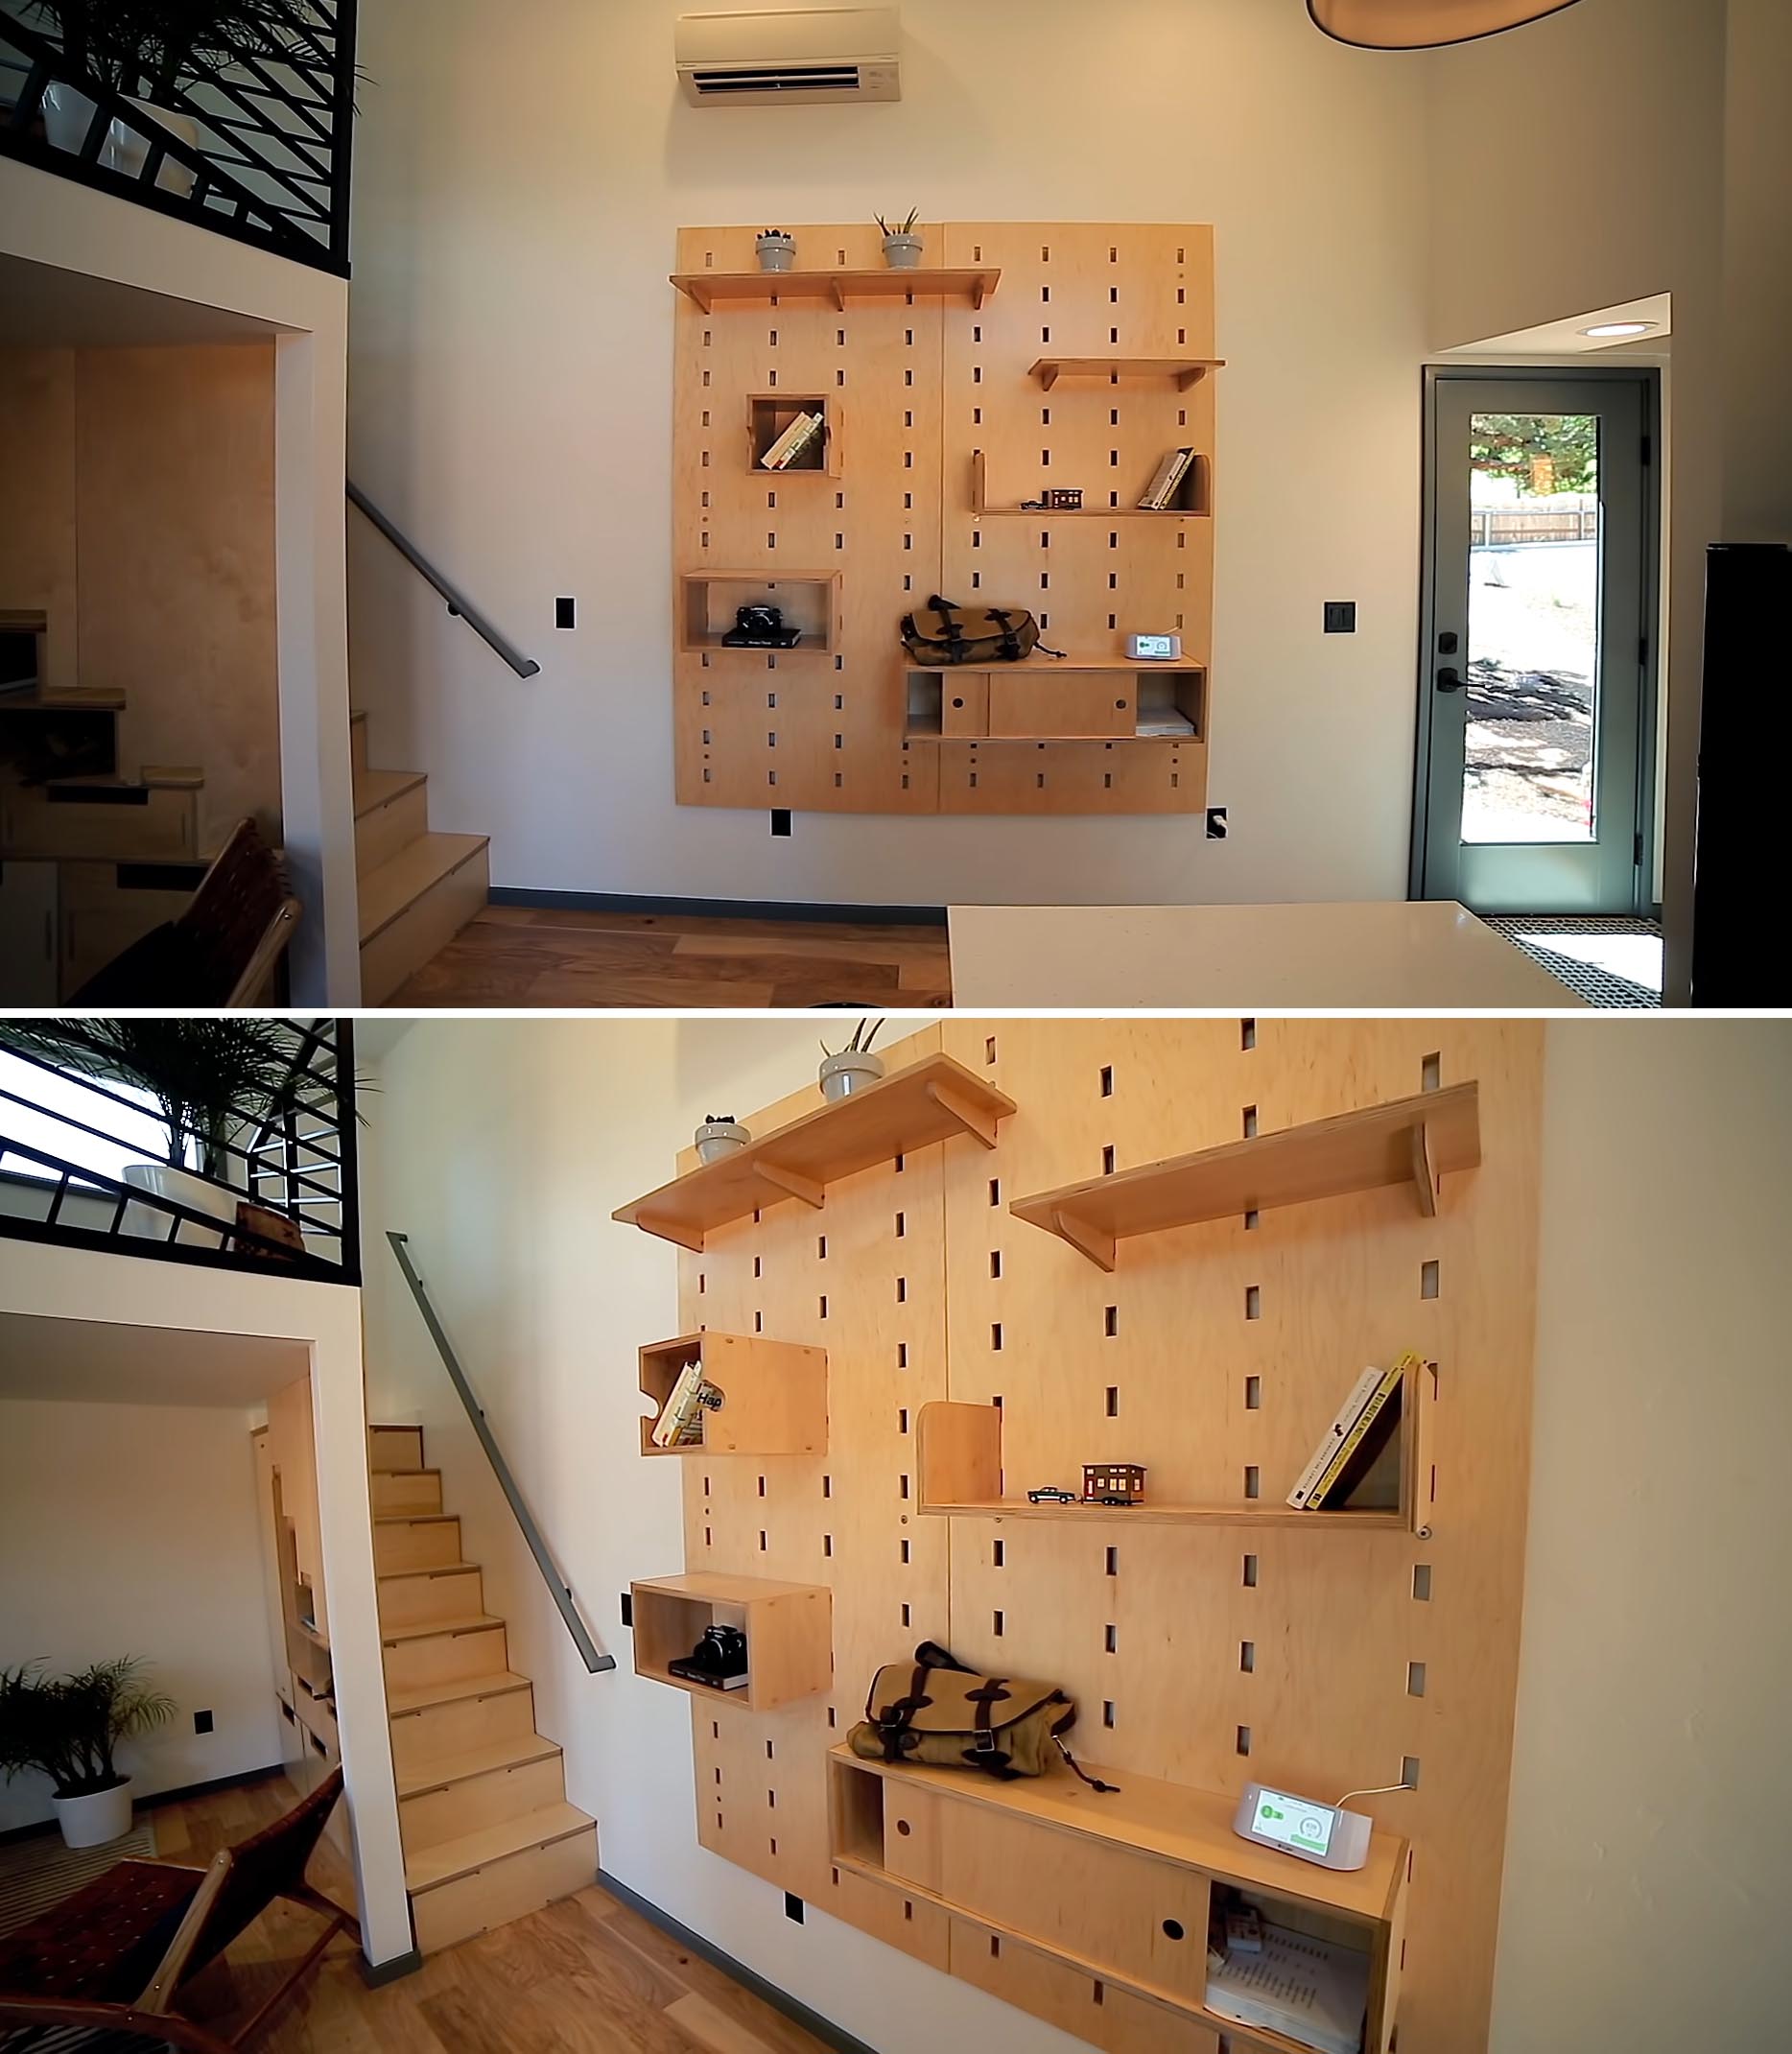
xmin=368 ymin=1423 xmax=596 ymax=1954
xmin=353 ymin=711 xmax=489 ymax=1004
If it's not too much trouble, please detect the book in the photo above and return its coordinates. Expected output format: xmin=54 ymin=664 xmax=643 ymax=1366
xmin=1285 ymin=1366 xmax=1383 ymax=1509
xmin=1307 ymin=1354 xmax=1418 ymax=1511
xmin=760 ymin=410 xmax=823 ymax=471
xmin=1205 ymin=1921 xmax=1370 ymax=2054
xmin=651 ymin=1360 xmax=705 ymax=1448
xmin=1139 ymin=446 xmax=1193 ymax=510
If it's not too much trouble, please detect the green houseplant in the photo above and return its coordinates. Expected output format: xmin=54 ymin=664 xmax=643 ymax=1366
xmin=0 ymin=1017 xmax=313 ymax=1243
xmin=0 ymin=1658 xmax=175 ymax=1849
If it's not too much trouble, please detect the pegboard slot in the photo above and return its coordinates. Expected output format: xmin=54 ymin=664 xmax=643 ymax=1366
xmin=637 ymin=1333 xmax=828 ymax=1458
xmin=615 ymin=1053 xmax=1017 ymax=1250
xmin=629 ymin=1573 xmax=832 ymax=1712
xmin=1009 ymin=1082 xmax=1482 ymax=1271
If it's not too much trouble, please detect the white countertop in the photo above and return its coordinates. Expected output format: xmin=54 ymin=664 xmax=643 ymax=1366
xmin=947 ymin=901 xmax=1588 ymax=1009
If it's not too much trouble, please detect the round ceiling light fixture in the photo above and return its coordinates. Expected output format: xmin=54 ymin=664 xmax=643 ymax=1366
xmin=1309 ymin=1 xmax=1585 ymax=50
xmin=1581 ymin=321 xmax=1658 ymax=340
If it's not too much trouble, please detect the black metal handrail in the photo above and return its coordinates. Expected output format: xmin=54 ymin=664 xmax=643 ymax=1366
xmin=387 ymin=1232 xmax=613 ymax=1673
xmin=0 ymin=3 xmax=355 ymax=274
xmin=348 ymin=483 xmax=543 ymax=680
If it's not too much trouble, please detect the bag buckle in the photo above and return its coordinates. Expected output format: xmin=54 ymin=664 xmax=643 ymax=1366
xmin=972 ymin=1730 xmax=998 ymax=1754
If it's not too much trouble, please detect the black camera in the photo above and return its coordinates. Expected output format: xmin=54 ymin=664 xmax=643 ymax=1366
xmin=721 ymin=603 xmax=801 ymax=649
xmin=667 ymin=1623 xmax=749 ymax=1690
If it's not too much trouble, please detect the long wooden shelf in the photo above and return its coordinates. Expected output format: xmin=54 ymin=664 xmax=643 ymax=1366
xmin=672 ymin=267 xmax=1001 ymax=314
xmin=1029 ymin=356 xmax=1226 ymax=390
xmin=613 ymin=1052 xmax=1017 ymax=1254
xmin=970 ymin=449 xmax=1212 ymax=520
xmin=1011 ymin=1081 xmax=1480 ymax=1272
xmin=917 ymin=1390 xmax=1430 ymax=1535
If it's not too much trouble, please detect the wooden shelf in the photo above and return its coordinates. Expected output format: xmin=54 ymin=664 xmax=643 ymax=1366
xmin=917 ymin=1388 xmax=1430 ymax=1534
xmin=613 ymin=1052 xmax=1017 ymax=1254
xmin=905 ymin=662 xmax=1204 ymax=744
xmin=672 ymin=267 xmax=1001 ymax=314
xmin=829 ymin=1747 xmax=1404 ymax=2050
xmin=1029 ymin=356 xmax=1226 ymax=391
xmin=638 ymin=1332 xmax=827 ymax=1458
xmin=1011 ymin=1081 xmax=1481 ymax=1272
xmin=630 ymin=1573 xmax=831 ymax=1712
xmin=677 ymin=572 xmax=840 ymax=657
xmin=970 ymin=449 xmax=1212 ymax=519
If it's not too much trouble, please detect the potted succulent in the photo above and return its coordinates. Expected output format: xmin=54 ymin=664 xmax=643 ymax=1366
xmin=27 ymin=0 xmax=334 ymax=197
xmin=0 ymin=1017 xmax=316 ymax=1246
xmin=695 ymin=1115 xmax=750 ymax=1163
xmin=819 ymin=1018 xmax=884 ymax=1100
xmin=755 ymin=228 xmax=796 ymax=272
xmin=876 ymin=208 xmax=923 ymax=270
xmin=0 ymin=1659 xmax=175 ymax=1850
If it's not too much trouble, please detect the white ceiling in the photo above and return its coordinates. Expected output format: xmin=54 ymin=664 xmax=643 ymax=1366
xmin=1438 ymin=292 xmax=1673 ymax=358
xmin=0 ymin=252 xmax=290 ymax=348
xmin=0 ymin=1312 xmax=309 ymax=1408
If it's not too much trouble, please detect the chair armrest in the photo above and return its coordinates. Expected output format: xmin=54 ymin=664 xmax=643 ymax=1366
xmin=136 ymin=1850 xmax=232 ymax=2014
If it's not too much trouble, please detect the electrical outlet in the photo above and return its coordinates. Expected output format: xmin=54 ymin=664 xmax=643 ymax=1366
xmin=193 ymin=1709 xmax=213 ymax=1735
xmin=1206 ymin=807 xmax=1229 ymax=840
xmin=785 ymin=1892 xmax=806 ymax=1924
xmin=620 ymin=1593 xmax=633 ymax=1628
xmin=1324 ymin=601 xmax=1356 ymax=634
xmin=555 ymin=597 xmax=577 ymax=630
xmin=770 ymin=809 xmax=792 ymax=838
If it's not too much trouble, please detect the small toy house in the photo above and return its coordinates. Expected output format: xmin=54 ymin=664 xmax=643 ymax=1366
xmin=1082 ymin=1462 xmax=1146 ymax=1505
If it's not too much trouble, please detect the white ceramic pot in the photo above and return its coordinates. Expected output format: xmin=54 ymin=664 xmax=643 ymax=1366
xmin=122 ymin=1162 xmax=239 ymax=1248
xmin=883 ymin=233 xmax=924 ymax=270
xmin=52 ymin=1778 xmax=133 ymax=1851
xmin=696 ymin=1119 xmax=750 ymax=1163
xmin=819 ymin=1052 xmax=885 ymax=1101
xmin=756 ymin=234 xmax=796 ymax=272
xmin=40 ymin=79 xmax=100 ymax=154
xmin=107 ymin=98 xmax=200 ymax=198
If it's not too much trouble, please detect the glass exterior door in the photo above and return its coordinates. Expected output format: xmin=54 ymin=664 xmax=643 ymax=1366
xmin=1417 ymin=373 xmax=1653 ymax=913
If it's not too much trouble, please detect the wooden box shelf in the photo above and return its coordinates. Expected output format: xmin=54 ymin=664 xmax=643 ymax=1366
xmin=671 ymin=267 xmax=1001 ymax=313
xmin=630 ymin=1573 xmax=831 ymax=1712
xmin=906 ymin=663 xmax=1204 ymax=743
xmin=638 ymin=1332 xmax=827 ymax=1458
xmin=746 ymin=394 xmax=836 ymax=476
xmin=917 ymin=1378 xmax=1431 ymax=1533
xmin=613 ymin=1052 xmax=1017 ymax=1254
xmin=1011 ymin=1082 xmax=1481 ymax=1272
xmin=829 ymin=1747 xmax=1405 ymax=2053
xmin=1028 ymin=357 xmax=1226 ymax=391
xmin=677 ymin=572 xmax=840 ymax=656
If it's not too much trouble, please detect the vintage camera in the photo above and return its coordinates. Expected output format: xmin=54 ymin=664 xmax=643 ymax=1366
xmin=667 ymin=1623 xmax=749 ymax=1690
xmin=721 ymin=603 xmax=801 ymax=649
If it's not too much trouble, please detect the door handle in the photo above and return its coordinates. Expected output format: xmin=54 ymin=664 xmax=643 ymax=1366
xmin=1435 ymin=668 xmax=1465 ymax=694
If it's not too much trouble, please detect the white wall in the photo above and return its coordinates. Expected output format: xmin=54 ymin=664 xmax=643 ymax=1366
xmin=1492 ymin=1019 xmax=1792 ymax=2053
xmin=0 ymin=1396 xmax=279 ymax=1831
xmin=358 ymin=1016 xmax=1792 ymax=2052
xmin=346 ymin=0 xmax=1432 ymax=910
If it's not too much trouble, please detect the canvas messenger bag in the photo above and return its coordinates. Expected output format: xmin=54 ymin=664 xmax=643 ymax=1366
xmin=899 ymin=595 xmax=1064 ymax=668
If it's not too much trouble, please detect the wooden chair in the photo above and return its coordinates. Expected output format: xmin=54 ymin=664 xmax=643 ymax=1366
xmin=0 ymin=1769 xmax=357 ymax=2054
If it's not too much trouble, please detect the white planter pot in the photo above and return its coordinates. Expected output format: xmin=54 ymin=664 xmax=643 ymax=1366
xmin=883 ymin=234 xmax=924 ymax=270
xmin=108 ymin=98 xmax=200 ymax=198
xmin=123 ymin=1163 xmax=239 ymax=1248
xmin=41 ymin=79 xmax=100 ymax=155
xmin=696 ymin=1120 xmax=750 ymax=1163
xmin=52 ymin=1778 xmax=133 ymax=1851
xmin=819 ymin=1052 xmax=885 ymax=1101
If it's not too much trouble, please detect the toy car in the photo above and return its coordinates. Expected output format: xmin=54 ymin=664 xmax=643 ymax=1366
xmin=1027 ymin=1486 xmax=1078 ymax=1503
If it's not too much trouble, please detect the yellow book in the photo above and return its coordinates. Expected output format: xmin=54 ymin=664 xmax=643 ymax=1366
xmin=1307 ymin=1353 xmax=1416 ymax=1509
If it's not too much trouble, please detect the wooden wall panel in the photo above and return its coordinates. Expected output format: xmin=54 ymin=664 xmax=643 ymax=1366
xmin=671 ymin=225 xmax=1215 ymax=815
xmin=666 ymin=1021 xmax=1540 ymax=2053
xmin=0 ymin=349 xmax=80 ymax=695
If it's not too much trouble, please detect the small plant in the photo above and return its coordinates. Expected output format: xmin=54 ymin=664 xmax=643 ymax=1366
xmin=0 ymin=1658 xmax=175 ymax=1800
xmin=875 ymin=207 xmax=920 ymax=238
xmin=821 ymin=1018 xmax=883 ymax=1061
xmin=24 ymin=0 xmax=336 ymax=100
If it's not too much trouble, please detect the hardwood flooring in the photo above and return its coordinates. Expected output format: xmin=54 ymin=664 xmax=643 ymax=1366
xmin=388 ymin=906 xmax=953 ymax=1009
xmin=100 ymin=1772 xmax=837 ymax=2054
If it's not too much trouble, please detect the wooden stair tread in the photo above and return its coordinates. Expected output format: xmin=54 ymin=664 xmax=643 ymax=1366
xmin=374 ymin=1513 xmax=458 ymax=1527
xmin=395 ymin=1735 xmax=561 ymax=1800
xmin=380 ymin=1611 xmax=504 ymax=1646
xmin=0 ymin=685 xmax=126 ymax=713
xmin=404 ymin=1802 xmax=593 ymax=1895
xmin=354 ymin=767 xmax=427 ymax=817
xmin=388 ymin=1670 xmax=532 ymax=1717
xmin=360 ymin=832 xmax=489 ymax=945
xmin=378 ymin=1561 xmax=479 ymax=1583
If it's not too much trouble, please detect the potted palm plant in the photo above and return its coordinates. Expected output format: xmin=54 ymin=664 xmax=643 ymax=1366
xmin=28 ymin=0 xmax=334 ymax=197
xmin=0 ymin=1017 xmax=310 ymax=1245
xmin=0 ymin=1659 xmax=175 ymax=1849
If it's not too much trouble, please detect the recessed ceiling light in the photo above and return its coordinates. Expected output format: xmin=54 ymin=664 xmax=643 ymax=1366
xmin=1581 ymin=321 xmax=1658 ymax=339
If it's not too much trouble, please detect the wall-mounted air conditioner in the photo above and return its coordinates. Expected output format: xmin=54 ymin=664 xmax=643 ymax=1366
xmin=675 ymin=8 xmax=902 ymax=106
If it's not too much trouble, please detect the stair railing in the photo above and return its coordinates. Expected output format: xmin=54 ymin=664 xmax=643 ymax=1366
xmin=387 ymin=1231 xmax=612 ymax=1673
xmin=347 ymin=484 xmax=542 ymax=679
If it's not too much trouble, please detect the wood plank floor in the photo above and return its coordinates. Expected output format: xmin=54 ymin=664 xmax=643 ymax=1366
xmin=388 ymin=906 xmax=953 ymax=1009
xmin=101 ymin=1772 xmax=837 ymax=2053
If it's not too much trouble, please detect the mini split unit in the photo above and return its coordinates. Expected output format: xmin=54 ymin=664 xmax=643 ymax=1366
xmin=675 ymin=7 xmax=902 ymax=105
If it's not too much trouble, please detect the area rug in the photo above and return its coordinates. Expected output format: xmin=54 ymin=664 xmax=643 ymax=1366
xmin=0 ymin=1820 xmax=159 ymax=1941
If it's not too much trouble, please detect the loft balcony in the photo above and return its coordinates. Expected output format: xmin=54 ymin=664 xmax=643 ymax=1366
xmin=0 ymin=2 xmax=355 ymax=275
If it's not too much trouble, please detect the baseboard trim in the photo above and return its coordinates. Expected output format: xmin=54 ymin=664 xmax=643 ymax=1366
xmin=358 ymin=1946 xmax=423 ymax=1988
xmin=489 ymin=887 xmax=947 ymax=929
xmin=0 ymin=1760 xmax=289 ymax=1848
xmin=597 ymin=1867 xmax=877 ymax=2054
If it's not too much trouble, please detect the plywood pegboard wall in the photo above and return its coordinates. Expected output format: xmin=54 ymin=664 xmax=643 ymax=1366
xmin=640 ymin=1020 xmax=1541 ymax=2054
xmin=671 ymin=224 xmax=1217 ymax=816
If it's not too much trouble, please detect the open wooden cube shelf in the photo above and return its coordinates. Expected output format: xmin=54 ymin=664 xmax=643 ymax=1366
xmin=630 ymin=1572 xmax=831 ymax=1713
xmin=829 ymin=1747 xmax=1405 ymax=2053
xmin=677 ymin=572 xmax=841 ymax=657
xmin=638 ymin=1332 xmax=828 ymax=1458
xmin=746 ymin=394 xmax=836 ymax=476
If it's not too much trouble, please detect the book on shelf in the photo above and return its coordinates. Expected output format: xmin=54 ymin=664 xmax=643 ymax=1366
xmin=1205 ymin=1920 xmax=1371 ymax=2054
xmin=1308 ymin=1353 xmax=1419 ymax=1511
xmin=651 ymin=1359 xmax=706 ymax=1448
xmin=760 ymin=410 xmax=824 ymax=471
xmin=1139 ymin=445 xmax=1194 ymax=510
xmin=1285 ymin=1365 xmax=1383 ymax=1509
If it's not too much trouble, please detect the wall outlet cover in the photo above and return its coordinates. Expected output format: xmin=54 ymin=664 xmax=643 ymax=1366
xmin=555 ymin=597 xmax=577 ymax=629
xmin=1324 ymin=602 xmax=1357 ymax=634
xmin=1206 ymin=807 xmax=1228 ymax=840
xmin=193 ymin=1709 xmax=213 ymax=1735
xmin=770 ymin=809 xmax=793 ymax=838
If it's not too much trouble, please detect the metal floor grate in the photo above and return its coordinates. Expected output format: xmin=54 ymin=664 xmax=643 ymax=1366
xmin=1482 ymin=916 xmax=1663 ymax=1009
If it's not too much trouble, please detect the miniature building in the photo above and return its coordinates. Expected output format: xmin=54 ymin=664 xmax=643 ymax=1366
xmin=1082 ymin=1462 xmax=1146 ymax=1504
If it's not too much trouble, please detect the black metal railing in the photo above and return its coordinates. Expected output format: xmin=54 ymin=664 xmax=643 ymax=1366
xmin=348 ymin=483 xmax=543 ymax=680
xmin=0 ymin=1018 xmax=360 ymax=1284
xmin=0 ymin=2 xmax=356 ymax=274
